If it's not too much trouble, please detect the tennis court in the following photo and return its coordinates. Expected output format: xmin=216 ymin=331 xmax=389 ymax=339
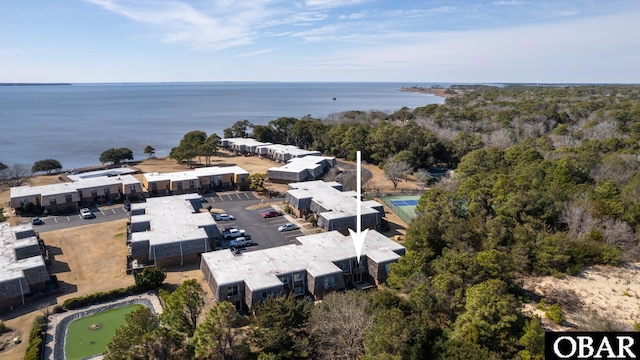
xmin=390 ymin=199 xmax=419 ymax=207
xmin=381 ymin=195 xmax=421 ymax=224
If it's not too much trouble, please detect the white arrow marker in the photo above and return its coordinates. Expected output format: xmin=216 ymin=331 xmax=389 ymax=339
xmin=349 ymin=151 xmax=368 ymax=265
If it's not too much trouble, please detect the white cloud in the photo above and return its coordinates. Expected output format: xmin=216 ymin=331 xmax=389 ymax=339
xmin=233 ymin=48 xmax=274 ymax=58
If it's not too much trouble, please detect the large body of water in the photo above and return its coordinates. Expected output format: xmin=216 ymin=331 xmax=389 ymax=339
xmin=0 ymin=82 xmax=444 ymax=170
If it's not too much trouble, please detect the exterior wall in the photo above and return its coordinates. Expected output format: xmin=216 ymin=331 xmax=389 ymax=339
xmin=0 ymin=294 xmax=24 ymax=313
xmin=247 ymin=284 xmax=285 ymax=307
xmin=155 ymin=252 xmax=200 ymax=268
xmin=10 ymin=194 xmax=40 ymax=209
xmin=147 ymin=180 xmax=171 ymax=195
xmin=122 ymin=182 xmax=143 ymax=196
xmin=170 ymin=179 xmax=200 ymax=193
xmin=150 ymin=238 xmax=209 ymax=266
xmin=41 ymin=192 xmax=80 ymax=208
xmin=130 ymin=240 xmax=151 ymax=263
xmin=14 ymin=244 xmax=42 ymax=260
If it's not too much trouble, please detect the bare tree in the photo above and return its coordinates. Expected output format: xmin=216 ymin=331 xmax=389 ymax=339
xmin=383 ymin=158 xmax=411 ymax=189
xmin=560 ymin=201 xmax=599 ymax=240
xmin=0 ymin=163 xmax=31 ymax=188
xmin=309 ymin=291 xmax=370 ymax=360
xmin=414 ymin=169 xmax=434 ymax=189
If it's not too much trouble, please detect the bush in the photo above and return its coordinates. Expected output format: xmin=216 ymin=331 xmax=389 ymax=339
xmin=0 ymin=321 xmax=7 ymax=333
xmin=284 ymin=204 xmax=292 ymax=214
xmin=634 ymin=322 xmax=640 ymax=331
xmin=52 ymin=305 xmax=65 ymax=314
xmin=545 ymin=303 xmax=566 ymax=324
xmin=62 ymin=285 xmax=144 ymax=310
xmin=24 ymin=315 xmax=46 ymax=360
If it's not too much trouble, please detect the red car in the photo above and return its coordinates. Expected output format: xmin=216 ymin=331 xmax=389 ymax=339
xmin=262 ymin=210 xmax=283 ymax=218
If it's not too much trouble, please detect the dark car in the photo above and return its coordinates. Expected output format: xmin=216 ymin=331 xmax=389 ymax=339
xmin=262 ymin=210 xmax=283 ymax=218
xmin=31 ymin=217 xmax=44 ymax=225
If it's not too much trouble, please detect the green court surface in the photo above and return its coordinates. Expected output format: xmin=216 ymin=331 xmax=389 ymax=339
xmin=65 ymin=304 xmax=143 ymax=360
xmin=381 ymin=195 xmax=421 ymax=224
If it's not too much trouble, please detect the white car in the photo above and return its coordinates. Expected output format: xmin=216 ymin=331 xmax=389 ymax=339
xmin=229 ymin=237 xmax=251 ymax=248
xmin=80 ymin=208 xmax=95 ymax=219
xmin=223 ymin=229 xmax=246 ymax=239
xmin=214 ymin=214 xmax=235 ymax=221
xmin=278 ymin=223 xmax=298 ymax=232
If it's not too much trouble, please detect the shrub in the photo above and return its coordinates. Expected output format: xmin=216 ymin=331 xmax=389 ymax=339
xmin=52 ymin=305 xmax=65 ymax=314
xmin=634 ymin=322 xmax=640 ymax=331
xmin=62 ymin=285 xmax=144 ymax=310
xmin=536 ymin=299 xmax=547 ymax=311
xmin=0 ymin=321 xmax=7 ymax=333
xmin=545 ymin=303 xmax=566 ymax=324
xmin=284 ymin=204 xmax=292 ymax=214
xmin=24 ymin=315 xmax=46 ymax=360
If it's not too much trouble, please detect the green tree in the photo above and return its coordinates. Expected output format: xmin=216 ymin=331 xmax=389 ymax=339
xmin=31 ymin=159 xmax=62 ymax=174
xmin=170 ymin=130 xmax=207 ymax=168
xmin=251 ymin=294 xmax=312 ymax=359
xmin=99 ymin=147 xmax=134 ymax=165
xmin=134 ymin=267 xmax=167 ymax=290
xmin=518 ymin=316 xmax=544 ymax=360
xmin=249 ymin=173 xmax=267 ymax=192
xmin=223 ymin=119 xmax=253 ymax=138
xmin=132 ymin=327 xmax=190 ymax=360
xmin=105 ymin=306 xmax=159 ymax=360
xmin=193 ymin=301 xmax=247 ymax=360
xmin=144 ymin=145 xmax=156 ymax=159
xmin=450 ymin=279 xmax=520 ymax=355
xmin=161 ymin=279 xmax=206 ymax=336
xmin=199 ymin=133 xmax=220 ymax=165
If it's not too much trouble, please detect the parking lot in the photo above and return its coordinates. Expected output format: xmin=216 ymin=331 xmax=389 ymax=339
xmin=27 ymin=205 xmax=129 ymax=232
xmin=207 ymin=192 xmax=305 ymax=252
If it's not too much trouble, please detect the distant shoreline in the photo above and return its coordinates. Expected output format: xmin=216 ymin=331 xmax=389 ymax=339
xmin=398 ymin=86 xmax=465 ymax=98
xmin=0 ymin=83 xmax=72 ymax=86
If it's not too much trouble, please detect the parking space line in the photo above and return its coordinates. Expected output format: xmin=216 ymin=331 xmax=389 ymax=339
xmin=209 ymin=197 xmax=215 ymax=203
xmin=54 ymin=217 xmax=58 ymax=223
xmin=244 ymin=193 xmax=250 ymax=199
xmin=218 ymin=195 xmax=224 ymax=202
xmin=69 ymin=216 xmax=73 ymax=221
xmin=227 ymin=195 xmax=233 ymax=201
xmin=112 ymin=209 xmax=117 ymax=214
xmin=100 ymin=209 xmax=105 ymax=215
xmin=236 ymin=193 xmax=241 ymax=200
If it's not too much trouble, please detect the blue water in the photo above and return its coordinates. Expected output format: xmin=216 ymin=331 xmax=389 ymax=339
xmin=0 ymin=82 xmax=443 ymax=170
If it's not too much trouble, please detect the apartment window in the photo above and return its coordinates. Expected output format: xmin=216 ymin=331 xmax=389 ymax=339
xmin=104 ymin=187 xmax=110 ymax=193
xmin=323 ymin=276 xmax=335 ymax=289
xmin=189 ymin=180 xmax=195 ymax=189
xmin=239 ymin=175 xmax=246 ymax=182
xmin=210 ymin=176 xmax=215 ymax=183
xmin=177 ymin=182 xmax=183 ymax=190
xmin=261 ymin=291 xmax=269 ymax=300
xmin=151 ymin=183 xmax=157 ymax=191
xmin=337 ymin=261 xmax=348 ymax=273
xmin=385 ymin=263 xmax=392 ymax=274
xmin=217 ymin=176 xmax=223 ymax=183
xmin=78 ymin=191 xmax=83 ymax=198
xmin=352 ymin=258 xmax=363 ymax=268
xmin=293 ymin=272 xmax=304 ymax=282
xmin=353 ymin=273 xmax=363 ymax=283
xmin=49 ymin=198 xmax=57 ymax=206
xmin=226 ymin=285 xmax=239 ymax=297
xmin=130 ymin=185 xmax=136 ymax=192
xmin=279 ymin=276 xmax=289 ymax=285
xmin=294 ymin=285 xmax=305 ymax=296
xmin=91 ymin=189 xmax=97 ymax=196
xmin=65 ymin=194 xmax=73 ymax=203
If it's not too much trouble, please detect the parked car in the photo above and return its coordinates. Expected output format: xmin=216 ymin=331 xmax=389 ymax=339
xmin=223 ymin=229 xmax=246 ymax=239
xmin=221 ymin=226 xmax=237 ymax=233
xmin=262 ymin=210 xmax=283 ymax=218
xmin=278 ymin=223 xmax=298 ymax=232
xmin=214 ymin=214 xmax=235 ymax=221
xmin=80 ymin=208 xmax=95 ymax=219
xmin=229 ymin=237 xmax=252 ymax=248
xmin=31 ymin=217 xmax=44 ymax=225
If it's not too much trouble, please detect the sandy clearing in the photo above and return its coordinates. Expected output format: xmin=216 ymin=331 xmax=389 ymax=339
xmin=521 ymin=263 xmax=640 ymax=331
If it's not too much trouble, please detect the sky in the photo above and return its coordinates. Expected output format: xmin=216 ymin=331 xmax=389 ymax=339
xmin=1 ymin=0 xmax=639 ymax=83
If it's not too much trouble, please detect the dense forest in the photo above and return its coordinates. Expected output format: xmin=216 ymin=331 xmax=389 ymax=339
xmin=112 ymin=85 xmax=640 ymax=359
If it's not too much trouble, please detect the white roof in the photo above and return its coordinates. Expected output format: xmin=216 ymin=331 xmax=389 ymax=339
xmin=10 ymin=175 xmax=141 ymax=198
xmin=143 ymin=166 xmax=249 ymax=183
xmin=0 ymin=223 xmax=44 ymax=283
xmin=260 ymin=144 xmax=321 ymax=157
xmin=268 ymin=156 xmax=335 ymax=174
xmin=288 ymin=181 xmax=382 ymax=220
xmin=223 ymin=138 xmax=272 ymax=147
xmin=129 ymin=194 xmax=216 ymax=246
xmin=67 ymin=167 xmax=137 ymax=180
xmin=201 ymin=230 xmax=404 ymax=291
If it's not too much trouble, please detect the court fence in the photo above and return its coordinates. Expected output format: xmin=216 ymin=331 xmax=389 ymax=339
xmin=379 ymin=195 xmax=422 ymax=225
